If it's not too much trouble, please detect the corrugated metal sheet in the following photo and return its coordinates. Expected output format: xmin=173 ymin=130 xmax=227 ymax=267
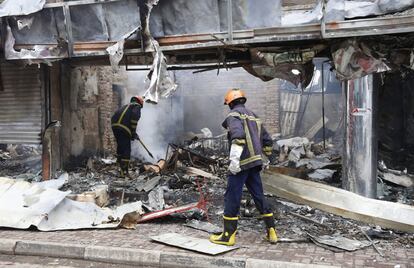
xmin=0 ymin=176 xmax=145 ymax=231
xmin=280 ymin=90 xmax=301 ymax=137
xmin=0 ymin=63 xmax=42 ymax=144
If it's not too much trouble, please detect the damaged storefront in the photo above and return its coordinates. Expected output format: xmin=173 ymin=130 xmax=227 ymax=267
xmin=0 ymin=0 xmax=413 ymax=263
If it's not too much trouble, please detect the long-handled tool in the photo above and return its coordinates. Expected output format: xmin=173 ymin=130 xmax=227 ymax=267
xmin=136 ymin=138 xmax=154 ymax=159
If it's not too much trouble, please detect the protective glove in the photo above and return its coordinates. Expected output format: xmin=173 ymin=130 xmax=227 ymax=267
xmin=131 ymin=133 xmax=139 ymax=141
xmin=229 ymin=143 xmax=244 ymax=175
xmin=263 ymin=146 xmax=273 ymax=157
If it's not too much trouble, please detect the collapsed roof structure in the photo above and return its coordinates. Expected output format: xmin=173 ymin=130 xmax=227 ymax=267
xmin=2 ymin=0 xmax=414 ymax=84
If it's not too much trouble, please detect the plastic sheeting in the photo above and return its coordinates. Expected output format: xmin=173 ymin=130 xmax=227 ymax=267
xmin=0 ymin=0 xmax=45 ymax=17
xmin=150 ymin=0 xmax=281 ymax=37
xmin=9 ymin=0 xmax=140 ymax=45
xmin=282 ymin=0 xmax=323 ymax=26
xmin=326 ymin=0 xmax=414 ymax=22
xmin=143 ymin=40 xmax=178 ymax=103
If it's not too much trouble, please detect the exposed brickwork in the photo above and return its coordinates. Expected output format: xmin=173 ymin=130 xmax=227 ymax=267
xmin=61 ymin=65 xmax=125 ymax=166
xmin=97 ymin=67 xmax=116 ymax=155
xmin=175 ymin=68 xmax=280 ymax=135
xmin=62 ymin=66 xmax=280 ymax=164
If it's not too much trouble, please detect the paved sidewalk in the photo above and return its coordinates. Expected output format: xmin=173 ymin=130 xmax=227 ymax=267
xmin=0 ymin=222 xmax=412 ymax=268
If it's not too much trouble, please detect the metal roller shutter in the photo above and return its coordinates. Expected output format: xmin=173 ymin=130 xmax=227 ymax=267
xmin=0 ymin=63 xmax=43 ymax=144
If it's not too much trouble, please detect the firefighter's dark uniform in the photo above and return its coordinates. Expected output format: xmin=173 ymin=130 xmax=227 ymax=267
xmin=222 ymin=103 xmax=273 ymax=217
xmin=111 ymin=103 xmax=141 ymax=177
xmin=210 ymin=102 xmax=277 ymax=245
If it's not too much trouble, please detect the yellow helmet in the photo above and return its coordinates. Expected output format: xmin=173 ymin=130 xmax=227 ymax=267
xmin=224 ymin=88 xmax=246 ymax=105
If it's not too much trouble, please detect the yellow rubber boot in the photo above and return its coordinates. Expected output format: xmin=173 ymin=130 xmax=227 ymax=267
xmin=263 ymin=213 xmax=278 ymax=243
xmin=209 ymin=216 xmax=238 ymax=246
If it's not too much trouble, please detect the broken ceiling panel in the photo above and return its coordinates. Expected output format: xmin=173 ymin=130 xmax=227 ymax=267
xmin=9 ymin=9 xmax=60 ymax=44
xmin=5 ymin=25 xmax=67 ymax=62
xmin=150 ymin=0 xmax=282 ymax=37
xmin=221 ymin=0 xmax=282 ymax=31
xmin=325 ymin=0 xmax=414 ymax=22
xmin=151 ymin=0 xmax=220 ymax=37
xmin=103 ymin=0 xmax=140 ymax=41
xmin=331 ymin=40 xmax=390 ymax=80
xmin=244 ymin=48 xmax=321 ymax=87
xmin=9 ymin=0 xmax=140 ymax=45
xmin=70 ymin=4 xmax=108 ymax=42
xmin=282 ymin=0 xmax=323 ymax=26
xmin=0 ymin=0 xmax=45 ymax=17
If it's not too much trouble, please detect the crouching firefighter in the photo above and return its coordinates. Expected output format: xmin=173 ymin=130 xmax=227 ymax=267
xmin=210 ymin=88 xmax=278 ymax=246
xmin=111 ymin=96 xmax=143 ymax=178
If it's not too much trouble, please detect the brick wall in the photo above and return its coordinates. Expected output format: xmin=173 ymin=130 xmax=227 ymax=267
xmin=175 ymin=68 xmax=280 ymax=135
xmin=61 ymin=66 xmax=280 ymax=166
xmin=61 ymin=65 xmax=124 ymax=166
xmin=97 ymin=67 xmax=117 ymax=155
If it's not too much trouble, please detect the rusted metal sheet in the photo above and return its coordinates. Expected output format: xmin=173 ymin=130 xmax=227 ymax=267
xmin=0 ymin=62 xmax=42 ymax=144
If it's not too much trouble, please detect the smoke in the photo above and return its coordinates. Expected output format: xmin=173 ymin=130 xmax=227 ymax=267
xmin=125 ymin=70 xmax=183 ymax=162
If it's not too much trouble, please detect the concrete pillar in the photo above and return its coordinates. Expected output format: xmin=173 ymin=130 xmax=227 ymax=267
xmin=343 ymin=74 xmax=378 ymax=198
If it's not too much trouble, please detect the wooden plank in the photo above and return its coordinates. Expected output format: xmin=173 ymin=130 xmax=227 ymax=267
xmin=151 ymin=233 xmax=239 ymax=255
xmin=184 ymin=167 xmax=220 ymax=180
xmin=262 ymin=167 xmax=414 ymax=232
xmin=382 ymin=173 xmax=414 ymax=188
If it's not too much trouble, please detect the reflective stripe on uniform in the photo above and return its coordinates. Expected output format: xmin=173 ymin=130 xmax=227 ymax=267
xmin=228 ymin=111 xmax=263 ymax=167
xmin=263 ymin=146 xmax=272 ymax=152
xmin=223 ymin=216 xmax=238 ymax=221
xmin=227 ymin=112 xmax=261 ymax=122
xmin=244 ymin=119 xmax=255 ymax=158
xmin=262 ymin=213 xmax=273 ymax=217
xmin=111 ymin=123 xmax=132 ymax=136
xmin=117 ymin=105 xmax=130 ymax=124
xmin=232 ymin=139 xmax=246 ymax=145
xmin=240 ymin=155 xmax=262 ymax=166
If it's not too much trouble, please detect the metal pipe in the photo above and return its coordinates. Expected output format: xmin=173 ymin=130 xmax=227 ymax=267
xmin=227 ymin=0 xmax=233 ymax=42
xmin=343 ymin=75 xmax=377 ymax=198
xmin=321 ymin=61 xmax=326 ymax=150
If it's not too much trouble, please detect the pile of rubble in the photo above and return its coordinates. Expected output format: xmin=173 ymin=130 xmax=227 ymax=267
xmin=0 ymin=144 xmax=42 ymax=179
xmin=271 ymin=136 xmax=341 ymax=184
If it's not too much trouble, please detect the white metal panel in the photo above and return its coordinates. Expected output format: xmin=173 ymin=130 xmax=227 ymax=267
xmin=0 ymin=63 xmax=42 ymax=144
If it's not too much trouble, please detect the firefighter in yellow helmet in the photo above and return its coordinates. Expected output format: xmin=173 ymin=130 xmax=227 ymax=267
xmin=210 ymin=88 xmax=278 ymax=246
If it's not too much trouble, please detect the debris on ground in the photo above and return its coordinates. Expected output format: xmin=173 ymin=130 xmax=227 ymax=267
xmin=151 ymin=232 xmax=239 ymax=255
xmin=307 ymin=233 xmax=371 ymax=252
xmin=1 ymin=140 xmax=413 ymax=254
xmin=184 ymin=219 xmax=221 ymax=233
xmin=0 ymin=176 xmax=144 ymax=231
